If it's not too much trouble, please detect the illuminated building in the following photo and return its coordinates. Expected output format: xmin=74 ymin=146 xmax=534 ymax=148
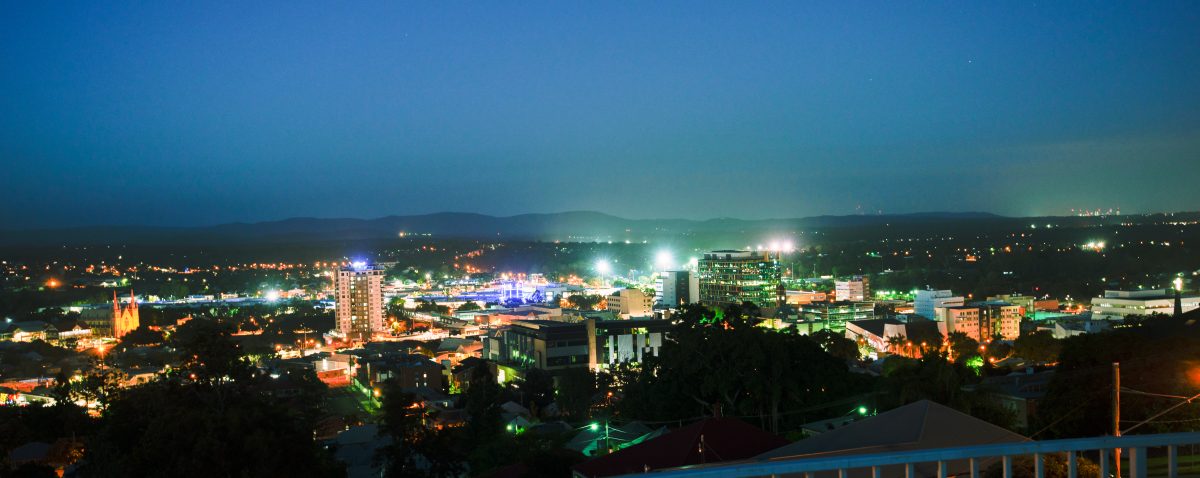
xmin=484 ymin=318 xmax=673 ymax=372
xmin=796 ymin=301 xmax=875 ymax=333
xmin=657 ymin=270 xmax=699 ymax=307
xmin=697 ymin=250 xmax=783 ymax=308
xmin=940 ymin=302 xmax=1021 ymax=342
xmin=607 ymin=288 xmax=654 ymax=318
xmin=784 ymin=290 xmax=827 ymax=305
xmin=112 ymin=290 xmax=140 ymax=338
xmin=335 ymin=263 xmax=386 ymax=341
xmin=835 ymin=275 xmax=870 ymax=302
xmin=488 ymin=320 xmax=590 ymax=371
xmin=1091 ymin=289 xmax=1200 ymax=320
xmin=586 ymin=318 xmax=671 ymax=371
xmin=914 ymin=289 xmax=964 ymax=319
xmin=2 ymin=321 xmax=59 ymax=342
xmin=986 ymin=294 xmax=1035 ymax=318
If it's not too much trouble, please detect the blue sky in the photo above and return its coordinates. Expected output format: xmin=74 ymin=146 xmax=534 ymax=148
xmin=3 ymin=1 xmax=1199 ymax=226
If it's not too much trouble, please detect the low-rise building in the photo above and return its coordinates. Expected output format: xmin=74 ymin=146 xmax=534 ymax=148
xmin=1091 ymin=289 xmax=1200 ymax=320
xmin=797 ymin=301 xmax=875 ymax=333
xmin=940 ymin=302 xmax=1022 ymax=342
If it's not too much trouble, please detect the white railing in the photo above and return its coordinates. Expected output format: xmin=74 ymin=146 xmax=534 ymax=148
xmin=616 ymin=431 xmax=1200 ymax=478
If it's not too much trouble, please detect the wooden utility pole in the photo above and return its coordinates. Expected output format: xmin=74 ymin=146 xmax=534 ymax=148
xmin=1114 ymin=362 xmax=1122 ymax=478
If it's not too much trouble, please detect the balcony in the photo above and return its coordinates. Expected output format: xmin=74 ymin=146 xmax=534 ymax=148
xmin=617 ymin=431 xmax=1200 ymax=478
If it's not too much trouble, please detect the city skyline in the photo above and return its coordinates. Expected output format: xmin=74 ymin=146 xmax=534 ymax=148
xmin=4 ymin=2 xmax=1200 ymax=227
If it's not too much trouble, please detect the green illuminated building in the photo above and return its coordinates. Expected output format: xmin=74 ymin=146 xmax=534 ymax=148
xmin=697 ymin=250 xmax=783 ymax=308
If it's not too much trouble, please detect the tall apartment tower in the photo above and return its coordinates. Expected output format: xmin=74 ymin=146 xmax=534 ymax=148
xmin=335 ymin=263 xmax=386 ymax=341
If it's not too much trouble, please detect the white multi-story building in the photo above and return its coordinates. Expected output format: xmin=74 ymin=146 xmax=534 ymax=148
xmin=657 ymin=270 xmax=699 ymax=307
xmin=940 ymin=302 xmax=1022 ymax=342
xmin=1091 ymin=289 xmax=1199 ymax=320
xmin=335 ymin=263 xmax=386 ymax=340
xmin=835 ymin=275 xmax=870 ymax=302
xmin=607 ymin=288 xmax=654 ymax=319
xmin=915 ymin=289 xmax=965 ymax=319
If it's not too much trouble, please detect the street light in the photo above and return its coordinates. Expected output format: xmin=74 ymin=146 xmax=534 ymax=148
xmin=654 ymin=251 xmax=674 ymax=271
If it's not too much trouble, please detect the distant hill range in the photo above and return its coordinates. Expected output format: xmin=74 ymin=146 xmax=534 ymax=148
xmin=1 ymin=210 xmax=1189 ymax=247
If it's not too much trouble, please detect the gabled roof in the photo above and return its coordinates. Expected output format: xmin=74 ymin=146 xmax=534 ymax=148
xmin=757 ymin=400 xmax=1027 ymax=460
xmin=572 ymin=418 xmax=788 ymax=478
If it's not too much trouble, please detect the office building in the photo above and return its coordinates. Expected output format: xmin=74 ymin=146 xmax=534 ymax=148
xmin=697 ymin=250 xmax=783 ymax=308
xmin=607 ymin=288 xmax=654 ymax=318
xmin=658 ymin=270 xmax=699 ymax=307
xmin=797 ymin=301 xmax=875 ymax=333
xmin=487 ymin=320 xmax=590 ymax=371
xmin=335 ymin=263 xmax=386 ymax=341
xmin=835 ymin=275 xmax=871 ymax=302
xmin=484 ymin=318 xmax=674 ymax=372
xmin=586 ymin=318 xmax=672 ymax=371
xmin=941 ymin=302 xmax=1022 ymax=342
xmin=1090 ymin=289 xmax=1200 ymax=320
xmin=914 ymin=289 xmax=965 ymax=319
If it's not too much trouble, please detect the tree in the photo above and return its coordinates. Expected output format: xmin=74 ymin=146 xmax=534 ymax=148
xmin=947 ymin=332 xmax=980 ymax=363
xmin=169 ymin=318 xmax=254 ymax=385
xmin=514 ymin=368 xmax=555 ymax=413
xmin=566 ymin=294 xmax=603 ymax=311
xmin=415 ymin=300 xmax=449 ymax=314
xmin=376 ymin=383 xmax=464 ymax=478
xmin=555 ymin=368 xmax=597 ymax=420
xmin=1013 ymin=330 xmax=1062 ymax=363
xmin=614 ymin=304 xmax=871 ymax=433
xmin=812 ymin=329 xmax=860 ymax=361
xmin=456 ymin=301 xmax=482 ymax=312
xmin=67 ymin=366 xmax=127 ymax=411
xmin=81 ymin=380 xmax=344 ymax=477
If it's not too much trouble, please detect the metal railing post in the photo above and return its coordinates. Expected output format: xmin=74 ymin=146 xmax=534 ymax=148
xmin=937 ymin=461 xmax=947 ymax=478
xmin=1100 ymin=449 xmax=1109 ymax=478
xmin=969 ymin=457 xmax=980 ymax=478
xmin=1034 ymin=453 xmax=1045 ymax=478
xmin=871 ymin=466 xmax=882 ymax=478
xmin=1067 ymin=451 xmax=1077 ymax=478
xmin=905 ymin=463 xmax=915 ymax=478
xmin=1002 ymin=455 xmax=1013 ymax=478
xmin=1168 ymin=445 xmax=1178 ymax=478
xmin=1129 ymin=447 xmax=1147 ymax=478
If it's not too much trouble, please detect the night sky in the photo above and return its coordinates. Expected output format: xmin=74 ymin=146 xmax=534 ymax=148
xmin=3 ymin=2 xmax=1199 ymax=227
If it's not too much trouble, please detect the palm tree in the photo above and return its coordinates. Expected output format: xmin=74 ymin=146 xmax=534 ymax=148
xmin=886 ymin=335 xmax=907 ymax=356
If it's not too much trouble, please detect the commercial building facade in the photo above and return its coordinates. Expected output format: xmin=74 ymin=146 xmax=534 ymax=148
xmin=835 ymin=276 xmax=871 ymax=302
xmin=697 ymin=250 xmax=782 ymax=309
xmin=797 ymin=301 xmax=875 ymax=333
xmin=1090 ymin=289 xmax=1200 ymax=320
